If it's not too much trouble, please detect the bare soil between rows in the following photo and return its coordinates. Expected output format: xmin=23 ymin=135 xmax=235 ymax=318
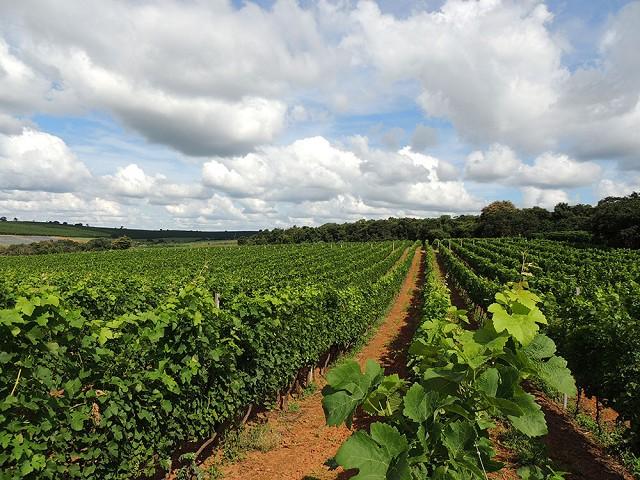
xmin=206 ymin=247 xmax=425 ymax=480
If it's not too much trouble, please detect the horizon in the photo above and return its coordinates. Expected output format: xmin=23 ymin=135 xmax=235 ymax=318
xmin=1 ymin=0 xmax=639 ymax=231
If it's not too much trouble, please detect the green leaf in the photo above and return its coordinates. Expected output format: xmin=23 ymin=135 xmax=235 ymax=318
xmin=323 ymin=390 xmax=362 ymax=427
xmin=477 ymin=368 xmax=499 ymax=397
xmin=326 ymin=361 xmax=365 ymax=391
xmin=370 ymin=422 xmax=409 ymax=459
xmin=488 ymin=303 xmax=539 ymax=346
xmin=15 ymin=297 xmax=35 ymax=316
xmin=507 ymin=391 xmax=547 ymax=437
xmin=523 ymin=334 xmax=556 ymax=360
xmin=64 ymin=378 xmax=82 ymax=397
xmin=532 ymin=356 xmax=577 ymax=396
xmin=98 ymin=327 xmax=114 ymax=345
xmin=335 ymin=431 xmax=391 ymax=480
xmin=402 ymin=383 xmax=435 ymax=423
xmin=441 ymin=421 xmax=474 ymax=460
xmin=70 ymin=410 xmax=87 ymax=431
xmin=31 ymin=453 xmax=46 ymax=470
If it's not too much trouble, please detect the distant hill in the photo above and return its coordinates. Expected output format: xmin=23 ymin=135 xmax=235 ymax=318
xmin=0 ymin=221 xmax=257 ymax=241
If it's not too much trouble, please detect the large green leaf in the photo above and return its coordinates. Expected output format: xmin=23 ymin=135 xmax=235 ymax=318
xmin=523 ymin=334 xmax=556 ymax=360
xmin=402 ymin=383 xmax=435 ymax=423
xmin=335 ymin=424 xmax=409 ymax=480
xmin=323 ymin=389 xmax=364 ymax=427
xmin=476 ymin=368 xmax=499 ymax=397
xmin=532 ymin=356 xmax=577 ymax=396
xmin=441 ymin=421 xmax=474 ymax=460
xmin=507 ymin=391 xmax=547 ymax=437
xmin=488 ymin=303 xmax=539 ymax=346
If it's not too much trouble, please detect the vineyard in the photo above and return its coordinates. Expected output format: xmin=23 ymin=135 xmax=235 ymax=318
xmin=1 ymin=239 xmax=638 ymax=479
xmin=439 ymin=238 xmax=640 ymax=449
xmin=0 ymin=242 xmax=415 ymax=478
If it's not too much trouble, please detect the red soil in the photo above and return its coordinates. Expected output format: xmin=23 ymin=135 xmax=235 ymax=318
xmin=204 ymin=248 xmax=425 ymax=480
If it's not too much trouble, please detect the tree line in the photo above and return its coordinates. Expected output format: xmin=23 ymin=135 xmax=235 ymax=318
xmin=240 ymin=192 xmax=640 ymax=248
xmin=0 ymin=237 xmax=133 ymax=256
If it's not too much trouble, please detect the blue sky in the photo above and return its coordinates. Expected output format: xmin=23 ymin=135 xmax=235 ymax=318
xmin=0 ymin=0 xmax=639 ymax=229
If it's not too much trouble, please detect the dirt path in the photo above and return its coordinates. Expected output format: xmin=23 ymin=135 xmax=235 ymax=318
xmin=434 ymin=249 xmax=633 ymax=480
xmin=209 ymin=248 xmax=425 ymax=480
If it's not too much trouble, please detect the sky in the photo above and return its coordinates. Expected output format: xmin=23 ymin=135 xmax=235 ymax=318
xmin=0 ymin=0 xmax=639 ymax=230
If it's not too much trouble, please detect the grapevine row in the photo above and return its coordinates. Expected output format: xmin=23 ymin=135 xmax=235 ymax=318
xmin=0 ymin=242 xmax=414 ymax=478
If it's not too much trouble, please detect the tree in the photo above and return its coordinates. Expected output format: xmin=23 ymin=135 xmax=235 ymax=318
xmin=0 ymin=216 xmax=6 ymax=222
xmin=476 ymin=201 xmax=520 ymax=237
xmin=591 ymin=193 xmax=640 ymax=248
xmin=111 ymin=236 xmax=133 ymax=250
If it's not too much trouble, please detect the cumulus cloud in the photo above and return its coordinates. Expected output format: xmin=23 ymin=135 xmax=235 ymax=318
xmin=346 ymin=1 xmax=567 ymax=151
xmin=0 ymin=190 xmax=122 ymax=223
xmin=597 ymin=178 xmax=640 ymax=198
xmin=0 ymin=129 xmax=91 ymax=192
xmin=0 ymin=0 xmax=637 ymax=228
xmin=465 ymin=144 xmax=521 ymax=182
xmin=0 ymin=0 xmax=348 ymax=156
xmin=519 ymin=153 xmax=602 ymax=188
xmin=200 ymin=136 xmax=478 ymax=220
xmin=465 ymin=144 xmax=601 ymax=188
xmin=102 ymin=163 xmax=208 ymax=205
xmin=344 ymin=0 xmax=640 ymax=161
xmin=521 ymin=186 xmax=569 ymax=209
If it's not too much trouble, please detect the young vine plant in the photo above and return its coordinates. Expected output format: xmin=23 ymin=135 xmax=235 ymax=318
xmin=321 ymin=249 xmax=576 ymax=479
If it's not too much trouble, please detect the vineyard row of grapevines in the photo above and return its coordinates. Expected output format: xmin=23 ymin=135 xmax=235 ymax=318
xmin=439 ymin=238 xmax=640 ymax=449
xmin=0 ymin=241 xmax=414 ymax=479
xmin=321 ymin=245 xmax=575 ymax=479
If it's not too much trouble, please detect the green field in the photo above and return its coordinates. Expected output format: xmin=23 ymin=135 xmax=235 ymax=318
xmin=0 ymin=220 xmax=256 ymax=241
xmin=0 ymin=221 xmax=108 ymax=238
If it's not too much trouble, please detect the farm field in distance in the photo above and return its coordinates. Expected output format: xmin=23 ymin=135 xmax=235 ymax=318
xmin=0 ymin=220 xmax=256 ymax=242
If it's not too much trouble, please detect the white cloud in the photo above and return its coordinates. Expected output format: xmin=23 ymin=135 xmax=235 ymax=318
xmin=465 ymin=144 xmax=601 ymax=188
xmin=521 ymin=186 xmax=569 ymax=209
xmin=346 ymin=1 xmax=567 ymax=151
xmin=0 ymin=0 xmax=346 ymax=156
xmin=0 ymin=191 xmax=122 ymax=223
xmin=200 ymin=136 xmax=478 ymax=220
xmin=0 ymin=128 xmax=91 ymax=192
xmin=465 ymin=144 xmax=521 ymax=181
xmin=597 ymin=178 xmax=640 ymax=198
xmin=103 ymin=163 xmax=207 ymax=204
xmin=203 ymin=136 xmax=362 ymax=202
xmin=519 ymin=152 xmax=601 ymax=188
xmin=0 ymin=114 xmax=29 ymax=135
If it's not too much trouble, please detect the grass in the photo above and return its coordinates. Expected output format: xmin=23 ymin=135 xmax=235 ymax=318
xmin=0 ymin=221 xmax=108 ymax=238
xmin=571 ymin=410 xmax=640 ymax=477
xmin=301 ymin=382 xmax=318 ymax=399
xmin=0 ymin=220 xmax=256 ymax=241
xmin=221 ymin=423 xmax=281 ymax=463
xmin=499 ymin=425 xmax=569 ymax=478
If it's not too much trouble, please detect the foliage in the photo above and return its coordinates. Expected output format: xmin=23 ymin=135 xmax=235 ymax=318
xmin=321 ymin=246 xmax=575 ymax=479
xmin=444 ymin=237 xmax=640 ymax=450
xmin=591 ymin=192 xmax=640 ymax=248
xmin=0 ymin=241 xmax=416 ymax=478
xmin=110 ymin=236 xmax=133 ymax=250
xmin=0 ymin=236 xmax=133 ymax=256
xmin=0 ymin=220 xmax=255 ymax=241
